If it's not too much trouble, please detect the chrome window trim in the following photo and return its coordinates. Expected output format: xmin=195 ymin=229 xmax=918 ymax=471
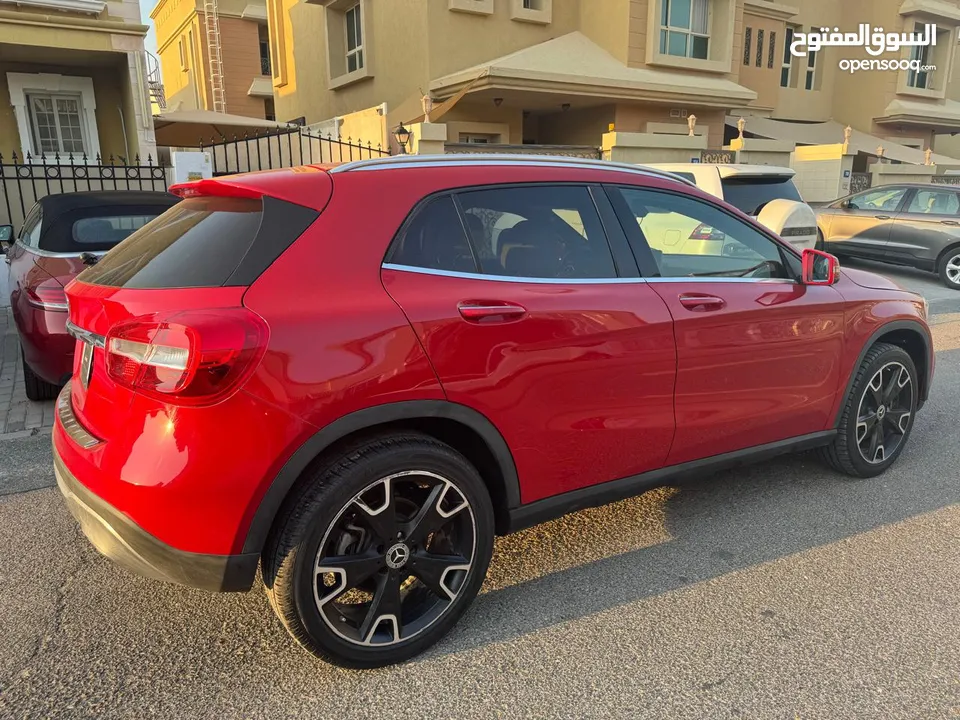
xmin=382 ymin=263 xmax=645 ymax=285
xmin=57 ymin=383 xmax=102 ymax=450
xmin=66 ymin=320 xmax=106 ymax=349
xmin=382 ymin=263 xmax=797 ymax=285
xmin=21 ymin=245 xmax=108 ymax=259
xmin=330 ymin=154 xmax=697 ymax=188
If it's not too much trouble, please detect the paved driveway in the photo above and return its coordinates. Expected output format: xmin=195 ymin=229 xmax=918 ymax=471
xmin=0 ymin=260 xmax=958 ymax=719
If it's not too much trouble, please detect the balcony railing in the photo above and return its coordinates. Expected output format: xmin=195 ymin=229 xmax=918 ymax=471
xmin=260 ymin=55 xmax=272 ymax=76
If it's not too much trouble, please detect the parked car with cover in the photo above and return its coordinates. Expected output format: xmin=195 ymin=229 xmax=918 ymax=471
xmin=815 ymin=183 xmax=960 ymax=290
xmin=52 ymin=156 xmax=932 ymax=669
xmin=648 ymin=163 xmax=819 ymax=253
xmin=2 ymin=191 xmax=180 ymax=400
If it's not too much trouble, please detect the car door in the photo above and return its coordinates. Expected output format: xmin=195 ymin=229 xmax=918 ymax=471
xmin=887 ymin=187 xmax=960 ymax=271
xmin=382 ymin=184 xmax=678 ymax=504
xmin=607 ymin=184 xmax=846 ymax=467
xmin=820 ymin=186 xmax=909 ymax=259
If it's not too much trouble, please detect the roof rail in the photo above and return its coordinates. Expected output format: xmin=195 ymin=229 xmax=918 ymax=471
xmin=327 ymin=153 xmax=696 ymax=187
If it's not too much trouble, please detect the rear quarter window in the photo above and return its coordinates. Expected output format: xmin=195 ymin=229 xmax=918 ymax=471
xmin=720 ymin=176 xmax=803 ymax=215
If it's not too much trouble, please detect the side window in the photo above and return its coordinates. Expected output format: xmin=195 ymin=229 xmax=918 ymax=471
xmin=905 ymin=189 xmax=960 ymax=215
xmin=455 ymin=185 xmax=617 ymax=279
xmin=849 ymin=187 xmax=907 ymax=212
xmin=615 ymin=187 xmax=793 ymax=280
xmin=19 ymin=207 xmax=42 ymax=248
xmin=388 ymin=195 xmax=478 ymax=274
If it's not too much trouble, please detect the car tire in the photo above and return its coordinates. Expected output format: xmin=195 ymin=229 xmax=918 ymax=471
xmin=816 ymin=229 xmax=825 ymax=251
xmin=21 ymin=349 xmax=59 ymax=401
xmin=262 ymin=433 xmax=495 ymax=669
xmin=938 ymin=247 xmax=960 ymax=290
xmin=818 ymin=342 xmax=918 ymax=478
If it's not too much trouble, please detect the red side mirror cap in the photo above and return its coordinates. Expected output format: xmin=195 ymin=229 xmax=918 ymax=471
xmin=801 ymin=249 xmax=840 ymax=285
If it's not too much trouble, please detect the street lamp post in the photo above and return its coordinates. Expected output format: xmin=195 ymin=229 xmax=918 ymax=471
xmin=394 ymin=123 xmax=411 ymax=155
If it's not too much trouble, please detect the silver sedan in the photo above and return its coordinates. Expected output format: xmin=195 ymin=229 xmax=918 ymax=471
xmin=816 ymin=183 xmax=960 ymax=290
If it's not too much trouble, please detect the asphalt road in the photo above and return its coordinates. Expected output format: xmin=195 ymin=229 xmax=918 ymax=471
xmin=0 ymin=263 xmax=958 ymax=720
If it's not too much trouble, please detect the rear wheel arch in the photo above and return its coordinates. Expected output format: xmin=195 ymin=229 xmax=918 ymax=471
xmin=835 ymin=320 xmax=932 ymax=426
xmin=242 ymin=401 xmax=520 ymax=554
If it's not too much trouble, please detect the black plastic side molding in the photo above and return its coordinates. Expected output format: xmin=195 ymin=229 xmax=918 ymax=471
xmin=226 ymin=196 xmax=319 ymax=286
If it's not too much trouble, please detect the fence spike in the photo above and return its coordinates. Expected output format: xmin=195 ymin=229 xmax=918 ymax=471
xmin=135 ymin=153 xmax=141 ymax=164
xmin=147 ymin=154 xmax=154 ymax=166
xmin=108 ymin=154 xmax=115 ymax=165
xmin=54 ymin=151 xmax=60 ymax=164
xmin=39 ymin=151 xmax=46 ymax=164
xmin=25 ymin=151 xmax=32 ymax=163
xmin=94 ymin=152 xmax=100 ymax=164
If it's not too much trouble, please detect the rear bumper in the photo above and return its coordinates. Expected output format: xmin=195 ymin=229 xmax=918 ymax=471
xmin=53 ymin=446 xmax=259 ymax=592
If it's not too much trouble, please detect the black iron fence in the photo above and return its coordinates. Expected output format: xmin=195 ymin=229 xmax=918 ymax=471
xmin=0 ymin=152 xmax=169 ymax=230
xmin=200 ymin=126 xmax=389 ymax=176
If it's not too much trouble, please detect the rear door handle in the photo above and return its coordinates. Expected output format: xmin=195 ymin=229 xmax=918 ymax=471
xmin=458 ymin=302 xmax=527 ymax=322
xmin=875 ymin=215 xmax=892 ymax=220
xmin=940 ymin=219 xmax=960 ymax=226
xmin=678 ymin=294 xmax=726 ymax=312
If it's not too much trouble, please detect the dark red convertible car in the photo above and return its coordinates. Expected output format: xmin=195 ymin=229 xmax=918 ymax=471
xmin=2 ymin=191 xmax=179 ymax=399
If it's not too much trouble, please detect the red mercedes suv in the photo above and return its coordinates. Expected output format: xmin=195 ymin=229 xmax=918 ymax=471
xmin=52 ymin=156 xmax=933 ymax=668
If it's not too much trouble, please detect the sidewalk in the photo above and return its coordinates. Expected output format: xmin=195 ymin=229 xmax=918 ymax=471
xmin=0 ymin=306 xmax=55 ymax=437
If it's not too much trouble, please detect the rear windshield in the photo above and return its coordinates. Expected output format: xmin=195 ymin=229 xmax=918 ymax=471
xmin=72 ymin=215 xmax=156 ymax=247
xmin=78 ymin=197 xmax=263 ymax=289
xmin=720 ymin=176 xmax=803 ymax=216
xmin=39 ymin=206 xmax=173 ymax=254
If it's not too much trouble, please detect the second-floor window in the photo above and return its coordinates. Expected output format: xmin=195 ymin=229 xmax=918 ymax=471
xmin=781 ymin=26 xmax=795 ymax=86
xmin=805 ymin=28 xmax=818 ymax=90
xmin=27 ymin=93 xmax=87 ymax=155
xmin=260 ymin=39 xmax=271 ymax=76
xmin=907 ymin=22 xmax=932 ymax=89
xmin=346 ymin=3 xmax=364 ymax=73
xmin=660 ymin=0 xmax=709 ymax=60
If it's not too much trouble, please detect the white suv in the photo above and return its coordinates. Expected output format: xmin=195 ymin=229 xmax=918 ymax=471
xmin=647 ymin=164 xmax=818 ymax=251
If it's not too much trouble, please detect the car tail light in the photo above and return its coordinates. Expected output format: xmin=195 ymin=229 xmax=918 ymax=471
xmin=25 ymin=281 xmax=68 ymax=311
xmin=688 ymin=224 xmax=722 ymax=241
xmin=104 ymin=308 xmax=268 ymax=406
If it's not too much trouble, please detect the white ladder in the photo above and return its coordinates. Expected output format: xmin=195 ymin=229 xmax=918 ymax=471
xmin=203 ymin=0 xmax=226 ymax=113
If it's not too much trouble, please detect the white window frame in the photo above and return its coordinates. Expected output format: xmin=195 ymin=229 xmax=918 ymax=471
xmin=6 ymin=73 xmax=101 ymax=162
xmin=907 ymin=22 xmax=933 ymax=89
xmin=345 ymin=3 xmax=364 ymax=74
xmin=26 ymin=92 xmax=88 ymax=156
xmin=660 ymin=0 xmax=710 ymax=60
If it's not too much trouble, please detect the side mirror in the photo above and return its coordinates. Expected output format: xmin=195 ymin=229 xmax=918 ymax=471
xmin=0 ymin=224 xmax=12 ymax=253
xmin=802 ymin=248 xmax=840 ymax=285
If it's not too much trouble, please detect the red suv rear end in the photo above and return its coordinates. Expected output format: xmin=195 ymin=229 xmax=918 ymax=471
xmin=54 ymin=156 xmax=933 ymax=669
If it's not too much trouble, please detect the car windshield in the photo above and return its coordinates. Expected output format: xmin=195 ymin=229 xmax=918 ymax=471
xmin=720 ymin=175 xmax=803 ymax=215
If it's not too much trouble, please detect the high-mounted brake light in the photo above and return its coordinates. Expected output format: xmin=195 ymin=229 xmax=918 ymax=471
xmin=105 ymin=308 xmax=268 ymax=406
xmin=25 ymin=280 xmax=68 ymax=311
xmin=169 ymin=178 xmax=263 ymax=200
xmin=688 ymin=223 xmax=723 ymax=241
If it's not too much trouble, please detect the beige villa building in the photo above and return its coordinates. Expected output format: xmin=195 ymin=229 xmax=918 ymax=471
xmin=243 ymin=0 xmax=960 ymax=157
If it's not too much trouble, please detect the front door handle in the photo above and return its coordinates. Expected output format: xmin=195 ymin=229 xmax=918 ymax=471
xmin=458 ymin=302 xmax=527 ymax=322
xmin=678 ymin=294 xmax=726 ymax=312
xmin=875 ymin=215 xmax=892 ymax=220
xmin=940 ymin=219 xmax=960 ymax=226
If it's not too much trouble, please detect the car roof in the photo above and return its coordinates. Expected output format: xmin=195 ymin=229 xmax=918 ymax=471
xmin=326 ymin=153 xmax=698 ymax=187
